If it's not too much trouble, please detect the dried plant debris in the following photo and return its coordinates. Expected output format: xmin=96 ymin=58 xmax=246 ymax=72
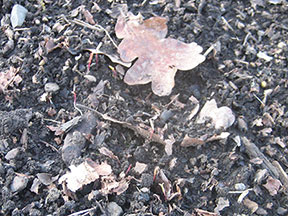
xmin=263 ymin=176 xmax=282 ymax=196
xmin=59 ymin=158 xmax=131 ymax=196
xmin=0 ymin=67 xmax=22 ymax=93
xmin=214 ymin=197 xmax=230 ymax=214
xmin=61 ymin=112 xmax=97 ymax=165
xmin=196 ymin=99 xmax=235 ymax=130
xmin=59 ymin=159 xmax=112 ymax=192
xmin=115 ymin=12 xmax=205 ymax=96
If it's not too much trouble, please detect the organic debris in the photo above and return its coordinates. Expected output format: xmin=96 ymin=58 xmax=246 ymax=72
xmin=0 ymin=67 xmax=22 ymax=93
xmin=115 ymin=12 xmax=205 ymax=96
xmin=263 ymin=176 xmax=282 ymax=196
xmin=153 ymin=167 xmax=181 ymax=201
xmin=59 ymin=159 xmax=112 ymax=192
xmin=197 ymin=99 xmax=235 ymax=130
xmin=99 ymin=147 xmax=120 ymax=163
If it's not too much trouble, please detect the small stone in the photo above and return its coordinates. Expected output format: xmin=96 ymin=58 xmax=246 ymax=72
xmin=42 ymin=16 xmax=49 ymax=22
xmin=35 ymin=19 xmax=41 ymax=25
xmin=277 ymin=207 xmax=287 ymax=215
xmin=0 ymin=139 xmax=9 ymax=152
xmin=237 ymin=116 xmax=248 ymax=132
xmin=45 ymin=188 xmax=61 ymax=204
xmin=235 ymin=183 xmax=246 ymax=191
xmin=44 ymin=83 xmax=60 ymax=92
xmin=2 ymin=40 xmax=14 ymax=56
xmin=10 ymin=175 xmax=28 ymax=192
xmin=10 ymin=4 xmax=28 ymax=28
xmin=84 ymin=74 xmax=97 ymax=82
xmin=160 ymin=110 xmax=174 ymax=123
xmin=5 ymin=147 xmax=21 ymax=160
xmin=107 ymin=202 xmax=123 ymax=216
xmin=256 ymin=207 xmax=268 ymax=215
xmin=268 ymin=0 xmax=283 ymax=4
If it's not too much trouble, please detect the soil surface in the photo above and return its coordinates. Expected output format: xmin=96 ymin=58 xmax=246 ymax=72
xmin=1 ymin=0 xmax=288 ymax=215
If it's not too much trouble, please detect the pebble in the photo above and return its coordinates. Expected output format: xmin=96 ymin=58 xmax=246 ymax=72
xmin=5 ymin=147 xmax=21 ymax=160
xmin=2 ymin=40 xmax=14 ymax=56
xmin=10 ymin=175 xmax=28 ymax=192
xmin=235 ymin=183 xmax=246 ymax=191
xmin=160 ymin=110 xmax=174 ymax=123
xmin=10 ymin=4 xmax=28 ymax=28
xmin=0 ymin=139 xmax=9 ymax=152
xmin=107 ymin=202 xmax=123 ymax=216
xmin=44 ymin=83 xmax=60 ymax=92
xmin=45 ymin=188 xmax=61 ymax=204
xmin=277 ymin=207 xmax=287 ymax=215
xmin=256 ymin=207 xmax=268 ymax=215
xmin=268 ymin=0 xmax=283 ymax=4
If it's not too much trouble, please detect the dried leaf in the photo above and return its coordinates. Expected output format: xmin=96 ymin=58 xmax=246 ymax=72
xmin=180 ymin=134 xmax=205 ymax=147
xmin=134 ymin=162 xmax=147 ymax=174
xmin=115 ymin=12 xmax=205 ymax=96
xmin=30 ymin=178 xmax=41 ymax=194
xmin=214 ymin=197 xmax=230 ymax=214
xmin=99 ymin=147 xmax=120 ymax=162
xmin=58 ymin=159 xmax=112 ymax=192
xmin=263 ymin=176 xmax=282 ymax=196
xmin=100 ymin=175 xmax=130 ymax=195
xmin=54 ymin=116 xmax=82 ymax=136
xmin=82 ymin=8 xmax=95 ymax=25
xmin=243 ymin=198 xmax=258 ymax=214
xmin=36 ymin=173 xmax=58 ymax=186
xmin=87 ymin=48 xmax=132 ymax=67
xmin=197 ymin=99 xmax=235 ymax=130
xmin=164 ymin=135 xmax=175 ymax=156
xmin=0 ymin=67 xmax=22 ymax=93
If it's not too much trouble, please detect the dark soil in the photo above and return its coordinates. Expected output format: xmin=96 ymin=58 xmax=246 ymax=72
xmin=1 ymin=0 xmax=288 ymax=215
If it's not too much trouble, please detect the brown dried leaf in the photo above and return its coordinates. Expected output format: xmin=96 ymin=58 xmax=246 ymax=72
xmin=263 ymin=176 xmax=282 ymax=196
xmin=82 ymin=8 xmax=96 ymax=25
xmin=100 ymin=175 xmax=130 ymax=195
xmin=99 ymin=147 xmax=120 ymax=162
xmin=243 ymin=198 xmax=259 ymax=214
xmin=115 ymin=12 xmax=205 ymax=96
xmin=197 ymin=99 xmax=235 ymax=130
xmin=0 ymin=67 xmax=22 ymax=93
xmin=180 ymin=134 xmax=205 ymax=147
xmin=58 ymin=159 xmax=112 ymax=192
xmin=134 ymin=162 xmax=147 ymax=174
xmin=44 ymin=37 xmax=62 ymax=54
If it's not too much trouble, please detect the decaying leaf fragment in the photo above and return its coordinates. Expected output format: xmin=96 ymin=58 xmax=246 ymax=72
xmin=197 ymin=99 xmax=235 ymax=130
xmin=58 ymin=159 xmax=112 ymax=192
xmin=0 ymin=67 xmax=22 ymax=93
xmin=115 ymin=12 xmax=205 ymax=96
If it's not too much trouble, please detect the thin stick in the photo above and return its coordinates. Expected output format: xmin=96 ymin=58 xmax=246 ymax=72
xmin=67 ymin=206 xmax=97 ymax=216
xmin=39 ymin=140 xmax=60 ymax=153
xmin=72 ymin=19 xmax=118 ymax=48
xmin=203 ymin=42 xmax=217 ymax=57
xmin=253 ymin=93 xmax=265 ymax=107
